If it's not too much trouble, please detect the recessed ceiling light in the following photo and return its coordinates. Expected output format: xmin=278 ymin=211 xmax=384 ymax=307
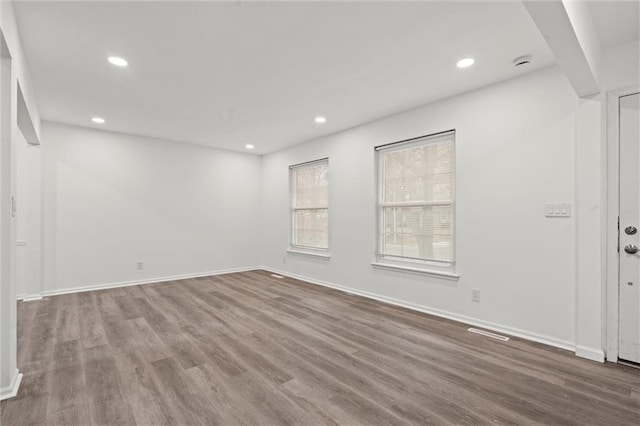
xmin=245 ymin=144 xmax=254 ymax=149
xmin=314 ymin=116 xmax=327 ymax=124
xmin=91 ymin=117 xmax=105 ymax=124
xmin=108 ymin=56 xmax=128 ymax=67
xmin=456 ymin=58 xmax=475 ymax=68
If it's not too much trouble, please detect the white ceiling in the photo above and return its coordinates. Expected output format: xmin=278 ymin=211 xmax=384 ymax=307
xmin=14 ymin=1 xmax=557 ymax=154
xmin=591 ymin=0 xmax=640 ymax=49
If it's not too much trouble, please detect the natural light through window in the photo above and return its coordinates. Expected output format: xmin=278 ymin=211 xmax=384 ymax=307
xmin=290 ymin=159 xmax=329 ymax=251
xmin=377 ymin=131 xmax=455 ymax=265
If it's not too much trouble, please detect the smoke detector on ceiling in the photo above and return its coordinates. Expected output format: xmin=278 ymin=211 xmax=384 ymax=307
xmin=513 ymin=55 xmax=533 ymax=68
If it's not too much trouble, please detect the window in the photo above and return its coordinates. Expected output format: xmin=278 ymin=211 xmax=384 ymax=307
xmin=290 ymin=159 xmax=329 ymax=251
xmin=376 ymin=131 xmax=455 ymax=267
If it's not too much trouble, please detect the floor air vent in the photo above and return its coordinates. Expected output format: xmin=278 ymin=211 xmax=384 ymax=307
xmin=270 ymin=274 xmax=284 ymax=279
xmin=467 ymin=328 xmax=510 ymax=341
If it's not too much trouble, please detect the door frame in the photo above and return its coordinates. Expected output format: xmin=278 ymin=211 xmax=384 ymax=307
xmin=606 ymin=85 xmax=640 ymax=362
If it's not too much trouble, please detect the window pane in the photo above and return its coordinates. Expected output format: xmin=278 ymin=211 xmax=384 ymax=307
xmin=294 ymin=163 xmax=329 ymax=208
xmin=383 ymin=139 xmax=453 ymax=203
xmin=294 ymin=208 xmax=328 ymax=249
xmin=381 ymin=206 xmax=453 ymax=262
xmin=290 ymin=159 xmax=329 ymax=250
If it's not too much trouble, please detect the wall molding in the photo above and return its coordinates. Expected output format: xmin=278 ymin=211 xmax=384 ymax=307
xmin=18 ymin=293 xmax=43 ymax=302
xmin=576 ymin=345 xmax=606 ymax=363
xmin=32 ymin=266 xmax=258 ymax=298
xmin=15 ymin=264 xmax=600 ymax=363
xmin=261 ymin=266 xmax=581 ymax=356
xmin=0 ymin=369 xmax=22 ymax=401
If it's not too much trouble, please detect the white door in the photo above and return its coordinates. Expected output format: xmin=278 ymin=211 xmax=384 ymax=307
xmin=619 ymin=92 xmax=640 ymax=363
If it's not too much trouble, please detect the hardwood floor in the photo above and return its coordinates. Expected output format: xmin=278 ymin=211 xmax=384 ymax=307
xmin=1 ymin=270 xmax=639 ymax=425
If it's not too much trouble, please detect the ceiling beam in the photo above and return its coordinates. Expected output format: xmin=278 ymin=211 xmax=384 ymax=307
xmin=524 ymin=0 xmax=602 ymax=97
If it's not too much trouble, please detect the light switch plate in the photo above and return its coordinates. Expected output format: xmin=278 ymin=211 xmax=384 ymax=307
xmin=545 ymin=203 xmax=571 ymax=217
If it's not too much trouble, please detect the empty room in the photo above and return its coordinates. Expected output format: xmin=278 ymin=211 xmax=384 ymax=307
xmin=0 ymin=0 xmax=639 ymax=424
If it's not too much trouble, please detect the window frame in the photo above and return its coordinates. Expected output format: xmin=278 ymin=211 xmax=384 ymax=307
xmin=289 ymin=158 xmax=330 ymax=256
xmin=374 ymin=130 xmax=456 ymax=275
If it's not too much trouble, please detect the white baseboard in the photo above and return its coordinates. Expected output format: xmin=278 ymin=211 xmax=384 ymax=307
xmin=14 ymin=265 xmax=601 ymax=364
xmin=260 ymin=266 xmax=578 ymax=355
xmin=575 ymin=345 xmax=605 ymax=363
xmin=37 ymin=266 xmax=259 ymax=298
xmin=0 ymin=369 xmax=22 ymax=401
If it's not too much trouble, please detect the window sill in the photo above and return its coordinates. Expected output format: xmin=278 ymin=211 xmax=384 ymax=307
xmin=371 ymin=262 xmax=460 ymax=280
xmin=286 ymin=248 xmax=331 ymax=259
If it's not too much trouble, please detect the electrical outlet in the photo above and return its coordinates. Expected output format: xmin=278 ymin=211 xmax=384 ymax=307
xmin=471 ymin=288 xmax=481 ymax=303
xmin=283 ymin=256 xmax=287 ymax=264
xmin=137 ymin=262 xmax=144 ymax=271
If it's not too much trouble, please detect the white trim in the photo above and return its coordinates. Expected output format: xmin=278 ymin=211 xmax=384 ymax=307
xmin=286 ymin=249 xmax=331 ymax=259
xmin=260 ymin=267 xmax=575 ymax=353
xmin=375 ymin=130 xmax=455 ymax=151
xmin=19 ymin=294 xmax=43 ymax=301
xmin=382 ymin=200 xmax=453 ymax=208
xmin=0 ymin=369 xmax=22 ymax=401
xmin=576 ymin=345 xmax=606 ymax=363
xmin=39 ymin=266 xmax=258 ymax=297
xmin=371 ymin=261 xmax=459 ymax=280
xmin=289 ymin=157 xmax=329 ymax=170
xmin=605 ymin=85 xmax=640 ymax=362
xmin=12 ymin=266 xmax=599 ymax=362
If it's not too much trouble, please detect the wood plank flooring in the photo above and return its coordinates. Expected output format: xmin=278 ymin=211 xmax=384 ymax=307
xmin=1 ymin=270 xmax=639 ymax=425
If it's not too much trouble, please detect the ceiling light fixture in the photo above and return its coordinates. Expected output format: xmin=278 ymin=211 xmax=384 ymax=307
xmin=108 ymin=56 xmax=128 ymax=67
xmin=314 ymin=116 xmax=327 ymax=124
xmin=456 ymin=58 xmax=475 ymax=68
xmin=245 ymin=144 xmax=254 ymax=149
xmin=91 ymin=117 xmax=105 ymax=124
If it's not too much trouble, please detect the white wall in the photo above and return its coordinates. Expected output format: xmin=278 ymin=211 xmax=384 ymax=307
xmin=0 ymin=41 xmax=15 ymax=399
xmin=15 ymin=133 xmax=27 ymax=298
xmin=42 ymin=122 xmax=261 ymax=293
xmin=574 ymin=97 xmax=603 ymax=361
xmin=0 ymin=0 xmax=42 ymax=399
xmin=261 ymin=66 xmax=581 ymax=350
xmin=0 ymin=3 xmax=40 ymax=140
xmin=15 ymin=130 xmax=42 ymax=299
xmin=602 ymin=40 xmax=640 ymax=92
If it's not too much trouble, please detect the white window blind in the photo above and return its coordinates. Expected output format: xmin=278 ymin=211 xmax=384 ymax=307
xmin=290 ymin=159 xmax=329 ymax=250
xmin=377 ymin=131 xmax=455 ymax=264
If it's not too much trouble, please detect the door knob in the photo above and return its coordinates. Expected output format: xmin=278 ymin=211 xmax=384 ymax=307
xmin=625 ymin=226 xmax=637 ymax=235
xmin=624 ymin=244 xmax=639 ymax=254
